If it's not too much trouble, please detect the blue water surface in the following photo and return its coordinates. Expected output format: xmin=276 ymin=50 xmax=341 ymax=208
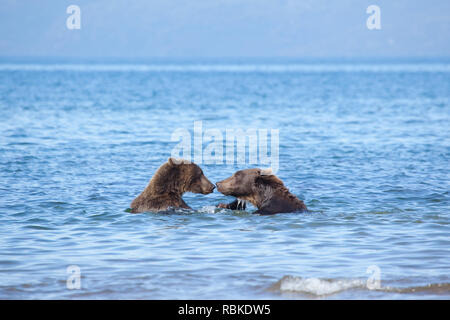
xmin=0 ymin=60 xmax=449 ymax=299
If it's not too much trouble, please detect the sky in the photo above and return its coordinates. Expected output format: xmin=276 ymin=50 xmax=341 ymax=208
xmin=0 ymin=0 xmax=449 ymax=60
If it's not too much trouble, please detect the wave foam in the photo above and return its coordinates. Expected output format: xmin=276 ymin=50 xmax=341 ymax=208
xmin=271 ymin=276 xmax=364 ymax=296
xmin=270 ymin=276 xmax=450 ymax=297
xmin=197 ymin=206 xmax=219 ymax=214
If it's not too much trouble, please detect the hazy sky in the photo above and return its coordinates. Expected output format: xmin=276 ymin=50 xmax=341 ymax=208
xmin=0 ymin=0 xmax=449 ymax=59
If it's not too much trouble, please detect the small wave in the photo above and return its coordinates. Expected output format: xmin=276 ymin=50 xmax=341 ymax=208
xmin=24 ymin=225 xmax=55 ymax=231
xmin=384 ymin=283 xmax=450 ymax=295
xmin=197 ymin=206 xmax=220 ymax=214
xmin=130 ymin=206 xmax=223 ymax=215
xmin=147 ymin=207 xmax=194 ymax=215
xmin=269 ymin=276 xmax=365 ymax=296
xmin=269 ymin=276 xmax=450 ymax=297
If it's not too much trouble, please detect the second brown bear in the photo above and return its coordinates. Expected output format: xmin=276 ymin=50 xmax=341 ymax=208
xmin=216 ymin=168 xmax=307 ymax=215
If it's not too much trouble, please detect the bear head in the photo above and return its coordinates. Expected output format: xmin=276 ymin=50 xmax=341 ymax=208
xmin=150 ymin=158 xmax=215 ymax=195
xmin=215 ymin=168 xmax=282 ymax=198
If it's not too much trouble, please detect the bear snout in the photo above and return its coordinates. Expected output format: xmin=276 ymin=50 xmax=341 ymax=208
xmin=216 ymin=180 xmax=231 ymax=195
xmin=206 ymin=184 xmax=215 ymax=194
xmin=202 ymin=178 xmax=215 ymax=194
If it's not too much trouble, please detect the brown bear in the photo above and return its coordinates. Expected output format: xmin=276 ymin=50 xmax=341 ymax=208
xmin=216 ymin=168 xmax=307 ymax=215
xmin=130 ymin=158 xmax=215 ymax=213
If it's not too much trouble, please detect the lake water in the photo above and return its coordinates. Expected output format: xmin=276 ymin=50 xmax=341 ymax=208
xmin=0 ymin=60 xmax=449 ymax=299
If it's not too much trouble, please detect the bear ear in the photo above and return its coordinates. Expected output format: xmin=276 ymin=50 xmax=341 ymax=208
xmin=168 ymin=157 xmax=180 ymax=166
xmin=260 ymin=168 xmax=274 ymax=176
xmin=168 ymin=157 xmax=191 ymax=166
